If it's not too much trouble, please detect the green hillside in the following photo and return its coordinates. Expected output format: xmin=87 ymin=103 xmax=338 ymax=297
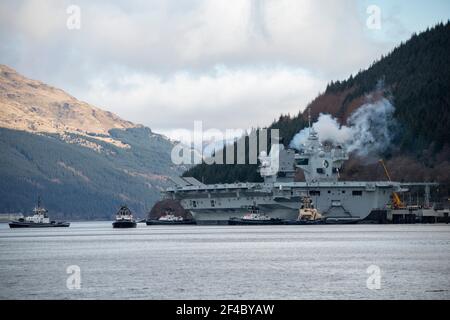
xmin=0 ymin=127 xmax=184 ymax=219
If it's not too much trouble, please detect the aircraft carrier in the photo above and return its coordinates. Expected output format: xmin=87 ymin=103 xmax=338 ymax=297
xmin=163 ymin=125 xmax=407 ymax=224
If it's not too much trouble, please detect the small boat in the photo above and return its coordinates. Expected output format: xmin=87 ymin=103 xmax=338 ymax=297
xmin=285 ymin=196 xmax=325 ymax=225
xmin=112 ymin=206 xmax=137 ymax=228
xmin=228 ymin=206 xmax=284 ymax=225
xmin=9 ymin=197 xmax=70 ymax=228
xmin=146 ymin=209 xmax=195 ymax=225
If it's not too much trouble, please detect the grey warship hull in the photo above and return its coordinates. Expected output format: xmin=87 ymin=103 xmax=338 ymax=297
xmin=166 ymin=181 xmax=398 ymax=224
xmin=164 ymin=126 xmax=405 ymax=225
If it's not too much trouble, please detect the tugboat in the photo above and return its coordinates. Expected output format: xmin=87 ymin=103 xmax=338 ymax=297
xmin=112 ymin=205 xmax=137 ymax=228
xmin=228 ymin=206 xmax=284 ymax=225
xmin=9 ymin=197 xmax=70 ymax=228
xmin=286 ymin=196 xmax=325 ymax=225
xmin=146 ymin=209 xmax=196 ymax=225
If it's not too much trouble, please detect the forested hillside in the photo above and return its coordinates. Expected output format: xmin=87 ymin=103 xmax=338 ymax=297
xmin=0 ymin=127 xmax=185 ymax=219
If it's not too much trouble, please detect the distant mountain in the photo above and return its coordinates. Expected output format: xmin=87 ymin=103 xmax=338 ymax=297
xmin=0 ymin=65 xmax=135 ymax=136
xmin=0 ymin=65 xmax=185 ymax=219
xmin=184 ymin=22 xmax=450 ymax=188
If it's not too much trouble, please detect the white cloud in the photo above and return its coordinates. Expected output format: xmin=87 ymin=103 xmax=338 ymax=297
xmin=0 ymin=0 xmax=416 ymax=135
xmin=82 ymin=65 xmax=325 ymax=139
xmin=2 ymin=0 xmax=392 ymax=75
xmin=16 ymin=0 xmax=64 ymax=40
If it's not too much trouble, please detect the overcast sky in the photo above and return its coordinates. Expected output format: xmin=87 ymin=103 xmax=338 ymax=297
xmin=1 ymin=0 xmax=449 ymax=140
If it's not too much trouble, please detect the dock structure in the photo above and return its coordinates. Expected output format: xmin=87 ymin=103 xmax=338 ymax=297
xmin=399 ymin=182 xmax=440 ymax=207
xmin=389 ymin=207 xmax=449 ymax=224
xmin=387 ymin=182 xmax=450 ymax=224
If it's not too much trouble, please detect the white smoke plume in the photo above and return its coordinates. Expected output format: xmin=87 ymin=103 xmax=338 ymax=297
xmin=289 ymin=98 xmax=397 ymax=156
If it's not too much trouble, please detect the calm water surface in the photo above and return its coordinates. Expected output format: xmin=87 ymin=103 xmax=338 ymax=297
xmin=0 ymin=222 xmax=449 ymax=299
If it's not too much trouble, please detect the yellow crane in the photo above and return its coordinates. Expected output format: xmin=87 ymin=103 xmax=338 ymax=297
xmin=379 ymin=159 xmax=405 ymax=209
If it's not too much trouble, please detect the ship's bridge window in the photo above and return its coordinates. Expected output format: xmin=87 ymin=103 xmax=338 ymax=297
xmin=309 ymin=190 xmax=320 ymax=196
xmin=352 ymin=190 xmax=363 ymax=196
xmin=296 ymin=158 xmax=309 ymax=165
xmin=211 ymin=200 xmax=215 ymax=207
xmin=192 ymin=200 xmax=197 ymax=207
xmin=316 ymin=168 xmax=324 ymax=174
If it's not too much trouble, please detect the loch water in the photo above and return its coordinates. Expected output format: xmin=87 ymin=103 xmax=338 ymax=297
xmin=0 ymin=222 xmax=449 ymax=299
